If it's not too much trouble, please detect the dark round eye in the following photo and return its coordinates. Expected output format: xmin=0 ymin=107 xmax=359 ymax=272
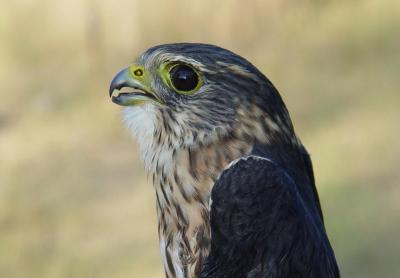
xmin=169 ymin=64 xmax=199 ymax=92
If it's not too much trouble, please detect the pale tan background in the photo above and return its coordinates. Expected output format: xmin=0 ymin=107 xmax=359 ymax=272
xmin=1 ymin=0 xmax=399 ymax=277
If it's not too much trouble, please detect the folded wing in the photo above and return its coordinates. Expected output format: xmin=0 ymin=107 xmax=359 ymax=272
xmin=200 ymin=156 xmax=340 ymax=278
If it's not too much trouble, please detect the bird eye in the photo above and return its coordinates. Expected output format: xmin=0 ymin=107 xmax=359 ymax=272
xmin=169 ymin=64 xmax=200 ymax=93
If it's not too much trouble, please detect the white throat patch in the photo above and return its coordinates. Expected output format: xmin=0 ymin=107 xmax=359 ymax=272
xmin=122 ymin=105 xmax=157 ymax=165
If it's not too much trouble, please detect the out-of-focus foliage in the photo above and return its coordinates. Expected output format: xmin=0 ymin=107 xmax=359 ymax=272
xmin=0 ymin=0 xmax=399 ymax=277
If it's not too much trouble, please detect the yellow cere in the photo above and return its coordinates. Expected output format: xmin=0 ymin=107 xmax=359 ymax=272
xmin=129 ymin=65 xmax=145 ymax=79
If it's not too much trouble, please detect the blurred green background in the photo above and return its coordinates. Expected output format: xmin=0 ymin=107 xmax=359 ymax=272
xmin=0 ymin=0 xmax=399 ymax=277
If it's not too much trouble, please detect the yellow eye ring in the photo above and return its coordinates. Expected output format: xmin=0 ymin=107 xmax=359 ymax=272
xmin=159 ymin=63 xmax=202 ymax=94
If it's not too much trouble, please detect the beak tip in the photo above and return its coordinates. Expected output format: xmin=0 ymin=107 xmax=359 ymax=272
xmin=109 ymin=67 xmax=130 ymax=98
xmin=109 ymin=86 xmax=115 ymax=98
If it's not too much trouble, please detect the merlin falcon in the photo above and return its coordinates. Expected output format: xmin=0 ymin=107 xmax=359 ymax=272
xmin=109 ymin=43 xmax=339 ymax=278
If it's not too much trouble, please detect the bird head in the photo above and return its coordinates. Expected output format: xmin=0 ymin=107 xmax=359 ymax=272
xmin=109 ymin=43 xmax=295 ymax=152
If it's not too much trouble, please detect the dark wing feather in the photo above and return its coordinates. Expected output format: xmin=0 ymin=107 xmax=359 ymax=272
xmin=301 ymin=149 xmax=324 ymax=224
xmin=200 ymin=156 xmax=339 ymax=278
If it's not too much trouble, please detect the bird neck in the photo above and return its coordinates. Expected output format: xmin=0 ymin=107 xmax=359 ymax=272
xmin=149 ymin=136 xmax=252 ymax=278
xmin=124 ymin=104 xmax=302 ymax=277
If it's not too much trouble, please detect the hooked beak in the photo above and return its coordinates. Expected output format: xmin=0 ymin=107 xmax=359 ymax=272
xmin=109 ymin=66 xmax=162 ymax=106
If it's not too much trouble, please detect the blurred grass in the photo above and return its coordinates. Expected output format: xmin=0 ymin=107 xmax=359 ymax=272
xmin=0 ymin=0 xmax=399 ymax=277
